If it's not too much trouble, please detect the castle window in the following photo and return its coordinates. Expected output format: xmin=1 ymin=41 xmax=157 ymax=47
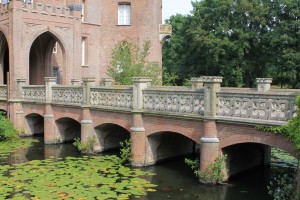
xmin=81 ymin=0 xmax=85 ymax=22
xmin=82 ymin=37 xmax=88 ymax=66
xmin=53 ymin=42 xmax=58 ymax=54
xmin=118 ymin=3 xmax=131 ymax=25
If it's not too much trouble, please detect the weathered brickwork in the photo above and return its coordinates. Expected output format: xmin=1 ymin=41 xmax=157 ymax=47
xmin=0 ymin=0 xmax=162 ymax=86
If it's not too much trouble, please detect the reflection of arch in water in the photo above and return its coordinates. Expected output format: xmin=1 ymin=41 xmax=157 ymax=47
xmin=29 ymin=31 xmax=66 ymax=85
xmin=0 ymin=31 xmax=9 ymax=84
xmin=94 ymin=123 xmax=130 ymax=152
xmin=55 ymin=117 xmax=81 ymax=143
xmin=146 ymin=131 xmax=198 ymax=165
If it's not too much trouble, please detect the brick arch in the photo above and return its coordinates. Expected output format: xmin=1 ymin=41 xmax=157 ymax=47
xmin=91 ymin=110 xmax=132 ymax=132
xmin=55 ymin=117 xmax=81 ymax=143
xmin=27 ymin=30 xmax=67 ymax=85
xmin=23 ymin=104 xmax=45 ymax=117
xmin=219 ymin=129 xmax=298 ymax=158
xmin=52 ymin=106 xmax=81 ymax=123
xmin=144 ymin=115 xmax=202 ymax=144
xmin=94 ymin=123 xmax=131 ymax=152
xmin=0 ymin=31 xmax=9 ymax=84
xmin=24 ymin=112 xmax=44 ymax=136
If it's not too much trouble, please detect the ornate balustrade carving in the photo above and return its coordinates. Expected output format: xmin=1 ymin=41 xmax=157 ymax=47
xmin=217 ymin=90 xmax=298 ymax=122
xmin=0 ymin=85 xmax=7 ymax=100
xmin=52 ymin=86 xmax=83 ymax=105
xmin=22 ymin=86 xmax=46 ymax=102
xmin=143 ymin=88 xmax=204 ymax=115
xmin=90 ymin=86 xmax=133 ymax=109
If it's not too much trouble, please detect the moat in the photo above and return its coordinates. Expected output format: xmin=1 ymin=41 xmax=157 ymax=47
xmin=1 ymin=137 xmax=298 ymax=200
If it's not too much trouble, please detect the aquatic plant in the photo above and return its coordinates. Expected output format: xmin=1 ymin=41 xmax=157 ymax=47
xmin=268 ymin=174 xmax=295 ymax=200
xmin=119 ymin=139 xmax=132 ymax=165
xmin=73 ymin=136 xmax=96 ymax=154
xmin=185 ymin=155 xmax=227 ymax=184
xmin=0 ymin=155 xmax=156 ymax=199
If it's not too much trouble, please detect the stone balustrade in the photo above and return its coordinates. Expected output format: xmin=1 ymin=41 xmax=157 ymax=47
xmin=2 ymin=76 xmax=299 ymax=126
xmin=216 ymin=88 xmax=299 ymax=125
xmin=52 ymin=86 xmax=83 ymax=105
xmin=143 ymin=86 xmax=204 ymax=116
xmin=90 ymin=86 xmax=133 ymax=111
xmin=22 ymin=85 xmax=46 ymax=102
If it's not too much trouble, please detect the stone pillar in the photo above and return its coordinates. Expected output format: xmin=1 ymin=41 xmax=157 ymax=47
xmin=191 ymin=77 xmax=204 ymax=90
xmin=257 ymin=78 xmax=272 ymax=92
xmin=131 ymin=77 xmax=152 ymax=167
xmin=13 ymin=78 xmax=26 ymax=135
xmin=44 ymin=77 xmax=57 ymax=144
xmin=81 ymin=77 xmax=96 ymax=149
xmin=200 ymin=76 xmax=223 ymax=183
xmin=101 ymin=78 xmax=113 ymax=87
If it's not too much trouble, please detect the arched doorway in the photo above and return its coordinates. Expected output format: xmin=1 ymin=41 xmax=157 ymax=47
xmin=29 ymin=32 xmax=65 ymax=85
xmin=0 ymin=32 xmax=9 ymax=84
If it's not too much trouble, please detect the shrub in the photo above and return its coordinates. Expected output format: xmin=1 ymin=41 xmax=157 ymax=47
xmin=73 ymin=136 xmax=96 ymax=154
xmin=0 ymin=113 xmax=17 ymax=141
xmin=119 ymin=139 xmax=132 ymax=165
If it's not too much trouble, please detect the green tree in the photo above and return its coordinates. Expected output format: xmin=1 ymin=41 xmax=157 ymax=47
xmin=107 ymin=39 xmax=161 ymax=85
xmin=163 ymin=0 xmax=300 ymax=88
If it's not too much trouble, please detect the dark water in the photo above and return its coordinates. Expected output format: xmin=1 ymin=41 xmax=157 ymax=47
xmin=5 ymin=137 xmax=298 ymax=200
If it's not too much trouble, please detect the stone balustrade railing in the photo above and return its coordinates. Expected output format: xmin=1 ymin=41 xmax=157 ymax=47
xmin=52 ymin=86 xmax=83 ymax=105
xmin=90 ymin=86 xmax=133 ymax=110
xmin=143 ymin=86 xmax=204 ymax=116
xmin=22 ymin=85 xmax=46 ymax=102
xmin=0 ymin=76 xmax=298 ymax=126
xmin=0 ymin=85 xmax=7 ymax=100
xmin=216 ymin=88 xmax=299 ymax=125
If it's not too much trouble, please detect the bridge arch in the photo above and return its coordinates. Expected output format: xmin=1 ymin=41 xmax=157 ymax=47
xmin=94 ymin=123 xmax=130 ymax=152
xmin=28 ymin=30 xmax=66 ymax=85
xmin=0 ymin=31 xmax=9 ymax=84
xmin=220 ymin=134 xmax=297 ymax=158
xmin=55 ymin=117 xmax=80 ymax=143
xmin=24 ymin=113 xmax=44 ymax=136
xmin=146 ymin=131 xmax=198 ymax=165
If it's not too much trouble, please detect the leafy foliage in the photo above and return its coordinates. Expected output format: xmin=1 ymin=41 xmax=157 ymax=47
xmin=185 ymin=155 xmax=227 ymax=184
xmin=257 ymin=95 xmax=300 ymax=150
xmin=73 ymin=136 xmax=96 ymax=154
xmin=119 ymin=139 xmax=132 ymax=165
xmin=268 ymin=174 xmax=295 ymax=200
xmin=0 ymin=113 xmax=17 ymax=141
xmin=107 ymin=39 xmax=162 ymax=85
xmin=163 ymin=0 xmax=300 ymax=88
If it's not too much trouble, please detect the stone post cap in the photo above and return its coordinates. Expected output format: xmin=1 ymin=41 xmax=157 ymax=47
xmin=82 ymin=77 xmax=96 ymax=82
xmin=191 ymin=77 xmax=204 ymax=82
xmin=256 ymin=78 xmax=272 ymax=84
xmin=101 ymin=78 xmax=113 ymax=82
xmin=44 ymin=77 xmax=57 ymax=82
xmin=131 ymin=77 xmax=152 ymax=83
xmin=16 ymin=78 xmax=27 ymax=82
xmin=202 ymin=76 xmax=223 ymax=83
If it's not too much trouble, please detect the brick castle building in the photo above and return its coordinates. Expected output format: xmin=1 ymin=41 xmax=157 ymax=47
xmin=0 ymin=0 xmax=165 ymax=89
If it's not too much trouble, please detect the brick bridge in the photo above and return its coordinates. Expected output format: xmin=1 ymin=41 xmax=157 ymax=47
xmin=1 ymin=76 xmax=299 ymax=180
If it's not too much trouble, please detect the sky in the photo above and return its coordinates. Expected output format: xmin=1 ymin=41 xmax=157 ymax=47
xmin=162 ymin=0 xmax=193 ymax=22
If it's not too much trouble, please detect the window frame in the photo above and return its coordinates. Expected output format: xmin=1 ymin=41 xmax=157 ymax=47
xmin=118 ymin=3 xmax=131 ymax=26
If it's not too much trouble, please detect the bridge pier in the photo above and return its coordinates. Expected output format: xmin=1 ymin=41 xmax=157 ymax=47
xmin=80 ymin=78 xmax=96 ymax=150
xmin=131 ymin=78 xmax=152 ymax=167
xmin=44 ymin=77 xmax=58 ymax=144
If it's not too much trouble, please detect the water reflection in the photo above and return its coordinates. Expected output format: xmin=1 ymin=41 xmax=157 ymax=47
xmin=5 ymin=138 xmax=298 ymax=200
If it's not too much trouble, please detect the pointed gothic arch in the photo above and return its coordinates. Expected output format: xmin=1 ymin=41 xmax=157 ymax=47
xmin=29 ymin=31 xmax=66 ymax=85
xmin=0 ymin=32 xmax=9 ymax=84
